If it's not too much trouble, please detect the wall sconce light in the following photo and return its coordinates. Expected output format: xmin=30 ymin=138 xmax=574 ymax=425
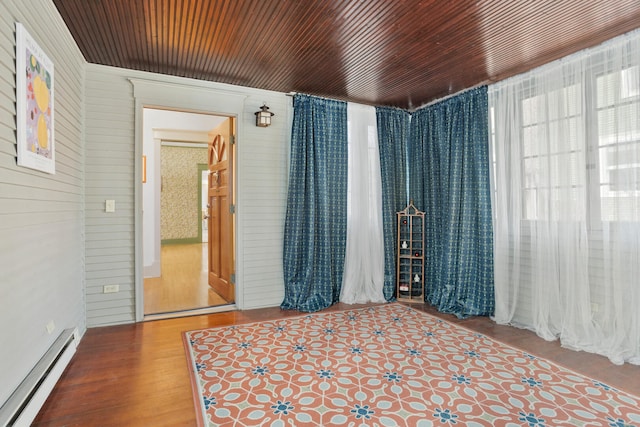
xmin=255 ymin=104 xmax=274 ymax=127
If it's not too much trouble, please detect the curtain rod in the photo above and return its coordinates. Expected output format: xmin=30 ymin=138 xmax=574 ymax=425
xmin=285 ymin=85 xmax=487 ymax=111
xmin=411 ymin=82 xmax=488 ymax=111
xmin=284 ymin=91 xmax=379 ymax=108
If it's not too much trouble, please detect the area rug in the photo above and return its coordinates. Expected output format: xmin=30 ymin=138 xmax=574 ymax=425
xmin=183 ymin=303 xmax=640 ymax=426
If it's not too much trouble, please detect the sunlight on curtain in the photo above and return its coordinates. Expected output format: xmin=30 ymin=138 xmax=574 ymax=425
xmin=340 ymin=103 xmax=386 ymax=304
xmin=489 ymin=30 xmax=640 ymax=364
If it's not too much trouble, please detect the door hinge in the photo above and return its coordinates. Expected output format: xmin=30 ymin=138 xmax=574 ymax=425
xmin=230 ymin=273 xmax=236 ymax=284
xmin=229 ymin=204 xmax=236 ymax=214
xmin=230 ymin=135 xmax=236 ymax=145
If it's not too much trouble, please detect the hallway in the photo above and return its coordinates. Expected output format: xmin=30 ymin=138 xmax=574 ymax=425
xmin=144 ymin=243 xmax=229 ymax=315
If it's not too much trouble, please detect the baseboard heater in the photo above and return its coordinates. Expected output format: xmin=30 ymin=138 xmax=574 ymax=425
xmin=0 ymin=328 xmax=79 ymax=427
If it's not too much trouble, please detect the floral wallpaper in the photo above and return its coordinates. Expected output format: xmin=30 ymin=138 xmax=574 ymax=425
xmin=161 ymin=145 xmax=207 ymax=241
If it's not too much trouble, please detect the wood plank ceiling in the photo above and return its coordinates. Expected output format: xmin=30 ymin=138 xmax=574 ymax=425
xmin=53 ymin=0 xmax=640 ymax=109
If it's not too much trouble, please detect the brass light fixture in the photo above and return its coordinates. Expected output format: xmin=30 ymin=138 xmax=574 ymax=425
xmin=255 ymin=104 xmax=274 ymax=127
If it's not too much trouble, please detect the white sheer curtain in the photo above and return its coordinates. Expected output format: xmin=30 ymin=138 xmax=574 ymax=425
xmin=489 ymin=31 xmax=640 ymax=365
xmin=340 ymin=103 xmax=386 ymax=304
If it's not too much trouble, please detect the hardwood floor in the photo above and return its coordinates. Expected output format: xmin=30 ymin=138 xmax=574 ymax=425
xmin=33 ymin=302 xmax=640 ymax=426
xmin=144 ymin=243 xmax=229 ymax=315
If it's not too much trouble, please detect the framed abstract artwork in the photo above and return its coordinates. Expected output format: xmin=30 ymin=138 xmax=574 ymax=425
xmin=16 ymin=23 xmax=55 ymax=174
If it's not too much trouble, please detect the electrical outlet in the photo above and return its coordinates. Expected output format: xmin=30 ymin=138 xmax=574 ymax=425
xmin=591 ymin=302 xmax=599 ymax=313
xmin=105 ymin=199 xmax=116 ymax=213
xmin=103 ymin=284 xmax=120 ymax=293
xmin=46 ymin=320 xmax=56 ymax=334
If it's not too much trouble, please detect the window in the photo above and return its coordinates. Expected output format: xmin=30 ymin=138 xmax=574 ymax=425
xmin=499 ymin=64 xmax=640 ymax=223
xmin=520 ymin=83 xmax=584 ymax=221
xmin=596 ymin=65 xmax=640 ymax=221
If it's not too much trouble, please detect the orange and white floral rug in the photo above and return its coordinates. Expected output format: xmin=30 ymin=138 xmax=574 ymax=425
xmin=183 ymin=304 xmax=639 ymax=426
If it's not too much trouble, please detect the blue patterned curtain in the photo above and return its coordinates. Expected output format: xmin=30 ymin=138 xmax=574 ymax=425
xmin=376 ymin=107 xmax=410 ymax=301
xmin=409 ymin=86 xmax=494 ymax=318
xmin=281 ymin=94 xmax=348 ymax=312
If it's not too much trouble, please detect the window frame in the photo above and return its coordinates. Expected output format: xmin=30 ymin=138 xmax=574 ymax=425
xmin=498 ymin=59 xmax=640 ymax=228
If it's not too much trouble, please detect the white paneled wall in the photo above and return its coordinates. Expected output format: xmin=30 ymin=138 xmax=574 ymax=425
xmin=0 ymin=0 xmax=85 ymax=407
xmin=84 ymin=64 xmax=290 ymax=326
xmin=84 ymin=67 xmax=137 ymax=326
xmin=238 ymin=95 xmax=291 ymax=309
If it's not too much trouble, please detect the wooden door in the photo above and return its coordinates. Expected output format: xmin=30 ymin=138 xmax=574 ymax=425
xmin=207 ymin=118 xmax=234 ymax=302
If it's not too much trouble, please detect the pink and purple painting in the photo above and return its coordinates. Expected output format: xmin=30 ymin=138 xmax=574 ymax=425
xmin=16 ymin=23 xmax=55 ymax=174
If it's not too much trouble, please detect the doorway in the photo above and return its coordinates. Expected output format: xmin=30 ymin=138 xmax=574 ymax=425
xmin=141 ymin=108 xmax=236 ymax=317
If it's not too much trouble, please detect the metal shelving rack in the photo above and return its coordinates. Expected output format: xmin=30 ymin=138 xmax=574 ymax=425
xmin=396 ymin=201 xmax=425 ymax=302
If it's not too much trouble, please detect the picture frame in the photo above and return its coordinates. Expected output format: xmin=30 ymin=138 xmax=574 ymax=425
xmin=16 ymin=22 xmax=55 ymax=174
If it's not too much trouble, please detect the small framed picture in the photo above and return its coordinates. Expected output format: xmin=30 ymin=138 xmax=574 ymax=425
xmin=16 ymin=23 xmax=55 ymax=174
